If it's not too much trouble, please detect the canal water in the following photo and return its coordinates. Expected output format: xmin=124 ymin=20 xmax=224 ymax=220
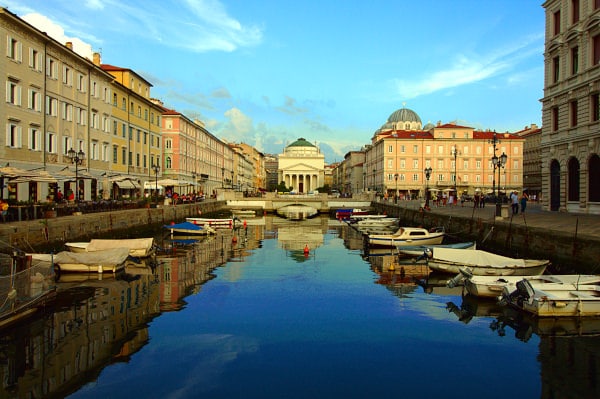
xmin=1 ymin=215 xmax=598 ymax=399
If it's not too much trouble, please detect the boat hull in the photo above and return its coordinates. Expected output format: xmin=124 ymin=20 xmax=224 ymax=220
xmin=465 ymin=275 xmax=600 ymax=298
xmin=368 ymin=233 xmax=444 ymax=248
xmin=428 ymin=261 xmax=548 ymax=276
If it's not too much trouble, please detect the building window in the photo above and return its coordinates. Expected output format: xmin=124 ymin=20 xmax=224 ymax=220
xmin=594 ymin=35 xmax=600 ymax=65
xmin=571 ymin=46 xmax=578 ymax=74
xmin=6 ymin=123 xmax=21 ymax=148
xmin=165 ymin=139 xmax=172 ymax=149
xmin=552 ymin=107 xmax=559 ymax=131
xmin=570 ymin=100 xmax=578 ymax=127
xmin=572 ymin=0 xmax=580 ymax=24
xmin=400 ymin=145 xmax=405 ymax=153
xmin=592 ymin=93 xmax=600 ymax=121
xmin=29 ymin=48 xmax=41 ymax=71
xmin=476 ymin=160 xmax=481 ymax=169
xmin=45 ymin=96 xmax=58 ymax=116
xmin=113 ymin=145 xmax=118 ymax=163
xmin=388 ymin=145 xmax=393 ymax=153
xmin=412 ymin=174 xmax=418 ymax=181
xmin=121 ymin=147 xmax=126 ymax=165
xmin=7 ymin=37 xmax=22 ymax=61
xmin=413 ymin=145 xmax=418 ymax=153
xmin=553 ymin=10 xmax=561 ymax=36
xmin=6 ymin=81 xmax=21 ymax=105
xmin=46 ymin=132 xmax=56 ymax=153
xmin=553 ymin=56 xmax=560 ymax=83
xmin=166 ymin=157 xmax=172 ymax=169
xmin=46 ymin=58 xmax=57 ymax=79
xmin=29 ymin=127 xmax=41 ymax=151
xmin=128 ymin=151 xmax=133 ymax=165
xmin=122 ymin=124 xmax=126 ymax=138
xmin=413 ymin=159 xmax=419 ymax=168
xmin=28 ymin=89 xmax=41 ymax=111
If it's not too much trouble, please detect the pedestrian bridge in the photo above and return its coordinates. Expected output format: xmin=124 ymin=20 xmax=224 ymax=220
xmin=225 ymin=192 xmax=374 ymax=213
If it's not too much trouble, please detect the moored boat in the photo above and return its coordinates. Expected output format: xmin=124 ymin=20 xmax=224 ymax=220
xmin=421 ymin=247 xmax=549 ymax=276
xmin=186 ymin=217 xmax=236 ymax=228
xmin=54 ymin=247 xmax=130 ymax=273
xmin=367 ymin=226 xmax=445 ymax=248
xmin=165 ymin=221 xmax=216 ymax=236
xmin=397 ymin=241 xmax=476 ymax=257
xmin=65 ymin=238 xmax=156 ymax=258
xmin=501 ymin=278 xmax=600 ymax=317
xmin=462 ymin=273 xmax=600 ymax=298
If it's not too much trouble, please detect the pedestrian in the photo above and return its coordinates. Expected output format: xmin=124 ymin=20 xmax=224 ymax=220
xmin=510 ymin=190 xmax=519 ymax=215
xmin=473 ymin=192 xmax=480 ymax=208
xmin=520 ymin=190 xmax=529 ymax=214
xmin=0 ymin=199 xmax=8 ymax=222
xmin=56 ymin=189 xmax=63 ymax=202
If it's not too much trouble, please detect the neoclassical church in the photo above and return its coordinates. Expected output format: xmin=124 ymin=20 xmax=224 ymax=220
xmin=278 ymin=138 xmax=325 ymax=193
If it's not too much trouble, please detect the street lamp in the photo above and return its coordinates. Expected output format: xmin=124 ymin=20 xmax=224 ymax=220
xmin=451 ymin=146 xmax=461 ymax=201
xmin=488 ymin=132 xmax=501 ymax=199
xmin=67 ymin=147 xmax=85 ymax=203
xmin=394 ymin=173 xmax=399 ymax=203
xmin=491 ymin=151 xmax=507 ymax=217
xmin=424 ymin=166 xmax=432 ymax=208
xmin=151 ymin=163 xmax=160 ymax=205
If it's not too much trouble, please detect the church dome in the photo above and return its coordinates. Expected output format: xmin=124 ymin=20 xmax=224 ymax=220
xmin=387 ymin=107 xmax=422 ymax=124
xmin=287 ymin=137 xmax=316 ymax=148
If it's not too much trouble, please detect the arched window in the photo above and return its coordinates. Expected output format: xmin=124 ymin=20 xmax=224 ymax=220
xmin=589 ymin=154 xmax=600 ymax=202
xmin=567 ymin=157 xmax=580 ymax=201
xmin=166 ymin=157 xmax=172 ymax=169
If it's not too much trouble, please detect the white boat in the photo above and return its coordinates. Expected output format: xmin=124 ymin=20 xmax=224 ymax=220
xmin=355 ymin=218 xmax=398 ymax=227
xmin=165 ymin=221 xmax=216 ymax=236
xmin=501 ymin=278 xmax=600 ymax=317
xmin=461 ymin=273 xmax=600 ymax=298
xmin=397 ymin=241 xmax=476 ymax=257
xmin=65 ymin=238 xmax=155 ymax=258
xmin=186 ymin=217 xmax=237 ymax=228
xmin=54 ymin=247 xmax=130 ymax=273
xmin=422 ymin=247 xmax=550 ymax=276
xmin=367 ymin=226 xmax=445 ymax=248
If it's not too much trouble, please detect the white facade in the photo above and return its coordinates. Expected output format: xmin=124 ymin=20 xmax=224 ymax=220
xmin=278 ymin=138 xmax=324 ymax=193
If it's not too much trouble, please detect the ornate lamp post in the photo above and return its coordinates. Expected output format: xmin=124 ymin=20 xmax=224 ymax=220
xmin=151 ymin=163 xmax=160 ymax=205
xmin=67 ymin=148 xmax=85 ymax=203
xmin=451 ymin=146 xmax=461 ymax=201
xmin=491 ymin=151 xmax=508 ymax=216
xmin=424 ymin=166 xmax=432 ymax=208
xmin=394 ymin=173 xmax=399 ymax=203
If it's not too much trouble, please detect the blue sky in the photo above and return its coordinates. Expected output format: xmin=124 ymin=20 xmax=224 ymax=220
xmin=4 ymin=0 xmax=545 ymax=163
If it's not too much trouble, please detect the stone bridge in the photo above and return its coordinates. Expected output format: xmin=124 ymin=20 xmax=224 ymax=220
xmin=225 ymin=192 xmax=374 ymax=213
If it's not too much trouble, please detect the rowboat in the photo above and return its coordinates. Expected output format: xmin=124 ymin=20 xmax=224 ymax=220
xmin=354 ymin=218 xmax=399 ymax=228
xmin=367 ymin=226 xmax=445 ymax=248
xmin=397 ymin=241 xmax=476 ymax=257
xmin=460 ymin=273 xmax=600 ymax=298
xmin=186 ymin=217 xmax=236 ymax=229
xmin=164 ymin=221 xmax=216 ymax=236
xmin=66 ymin=238 xmax=155 ymax=258
xmin=501 ymin=278 xmax=600 ymax=317
xmin=335 ymin=208 xmax=369 ymax=219
xmin=53 ymin=247 xmax=130 ymax=273
xmin=421 ymin=247 xmax=549 ymax=276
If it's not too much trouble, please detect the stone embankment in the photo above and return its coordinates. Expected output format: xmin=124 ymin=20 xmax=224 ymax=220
xmin=373 ymin=200 xmax=600 ymax=274
xmin=0 ymin=201 xmax=225 ymax=251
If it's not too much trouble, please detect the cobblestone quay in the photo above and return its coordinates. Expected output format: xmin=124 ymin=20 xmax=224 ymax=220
xmin=373 ymin=199 xmax=600 ymax=274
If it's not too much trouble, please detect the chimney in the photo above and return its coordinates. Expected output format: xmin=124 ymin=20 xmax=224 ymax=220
xmin=65 ymin=41 xmax=73 ymax=50
xmin=93 ymin=52 xmax=101 ymax=66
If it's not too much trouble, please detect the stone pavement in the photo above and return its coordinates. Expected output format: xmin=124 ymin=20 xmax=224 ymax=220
xmin=379 ymin=199 xmax=600 ymax=241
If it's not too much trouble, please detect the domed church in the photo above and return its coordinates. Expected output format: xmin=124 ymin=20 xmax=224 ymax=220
xmin=278 ymin=138 xmax=325 ymax=193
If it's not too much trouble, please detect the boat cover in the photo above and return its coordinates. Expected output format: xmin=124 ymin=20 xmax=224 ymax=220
xmin=86 ymin=238 xmax=154 ymax=253
xmin=54 ymin=247 xmax=130 ymax=266
xmin=432 ymin=247 xmax=526 ymax=267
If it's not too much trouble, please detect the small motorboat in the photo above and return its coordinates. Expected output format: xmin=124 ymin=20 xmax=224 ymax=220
xmin=421 ymin=247 xmax=549 ymax=276
xmin=458 ymin=273 xmax=600 ymax=298
xmin=54 ymin=247 xmax=130 ymax=273
xmin=501 ymin=278 xmax=600 ymax=317
xmin=66 ymin=238 xmax=155 ymax=258
xmin=165 ymin=221 xmax=216 ymax=236
xmin=367 ymin=226 xmax=445 ymax=248
xmin=397 ymin=241 xmax=476 ymax=257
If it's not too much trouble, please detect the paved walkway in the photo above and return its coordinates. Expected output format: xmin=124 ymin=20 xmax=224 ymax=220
xmin=378 ymin=199 xmax=600 ymax=240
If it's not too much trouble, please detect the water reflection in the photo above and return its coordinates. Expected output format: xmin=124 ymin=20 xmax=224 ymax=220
xmin=1 ymin=215 xmax=600 ymax=398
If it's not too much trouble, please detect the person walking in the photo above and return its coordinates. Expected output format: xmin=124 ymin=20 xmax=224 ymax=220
xmin=520 ymin=190 xmax=529 ymax=214
xmin=510 ymin=190 xmax=519 ymax=215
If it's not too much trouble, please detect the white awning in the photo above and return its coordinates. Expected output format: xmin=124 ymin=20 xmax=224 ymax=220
xmin=114 ymin=180 xmax=138 ymax=189
xmin=144 ymin=181 xmax=164 ymax=190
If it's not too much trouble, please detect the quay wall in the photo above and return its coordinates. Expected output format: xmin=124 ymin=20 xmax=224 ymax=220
xmin=373 ymin=202 xmax=599 ymax=274
xmin=0 ymin=201 xmax=226 ymax=251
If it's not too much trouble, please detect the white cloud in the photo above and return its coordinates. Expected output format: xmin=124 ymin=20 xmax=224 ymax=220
xmin=22 ymin=13 xmax=94 ymax=59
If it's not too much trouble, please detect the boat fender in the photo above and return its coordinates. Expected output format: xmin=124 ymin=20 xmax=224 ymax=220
xmin=304 ymin=245 xmax=309 ymax=255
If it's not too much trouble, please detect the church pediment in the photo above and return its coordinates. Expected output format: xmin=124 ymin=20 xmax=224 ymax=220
xmin=281 ymin=162 xmax=321 ymax=171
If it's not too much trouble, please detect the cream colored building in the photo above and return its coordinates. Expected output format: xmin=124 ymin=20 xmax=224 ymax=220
xmin=541 ymin=0 xmax=600 ymax=214
xmin=364 ymin=107 xmax=524 ymax=199
xmin=278 ymin=138 xmax=325 ymax=193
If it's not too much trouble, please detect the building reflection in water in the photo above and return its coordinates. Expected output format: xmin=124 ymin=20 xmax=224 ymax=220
xmin=1 ymin=215 xmax=598 ymax=398
xmin=448 ymin=294 xmax=600 ymax=399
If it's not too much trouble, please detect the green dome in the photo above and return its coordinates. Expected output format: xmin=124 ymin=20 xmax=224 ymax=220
xmin=287 ymin=138 xmax=316 ymax=148
xmin=387 ymin=107 xmax=421 ymax=124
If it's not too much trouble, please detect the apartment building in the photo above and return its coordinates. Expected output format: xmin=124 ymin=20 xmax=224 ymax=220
xmin=541 ymin=0 xmax=600 ymax=213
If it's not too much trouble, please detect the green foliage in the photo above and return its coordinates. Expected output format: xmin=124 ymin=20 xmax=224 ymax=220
xmin=277 ymin=181 xmax=290 ymax=192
